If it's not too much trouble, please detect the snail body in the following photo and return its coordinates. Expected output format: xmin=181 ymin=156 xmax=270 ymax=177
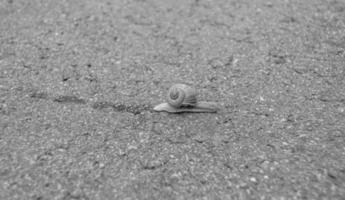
xmin=154 ymin=84 xmax=219 ymax=113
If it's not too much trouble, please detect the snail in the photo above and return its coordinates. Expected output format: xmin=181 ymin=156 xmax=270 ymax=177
xmin=153 ymin=84 xmax=219 ymax=113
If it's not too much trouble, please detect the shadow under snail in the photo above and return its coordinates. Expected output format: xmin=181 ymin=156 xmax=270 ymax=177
xmin=153 ymin=83 xmax=219 ymax=113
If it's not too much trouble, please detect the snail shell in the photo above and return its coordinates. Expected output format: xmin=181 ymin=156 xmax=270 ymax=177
xmin=167 ymin=84 xmax=197 ymax=108
xmin=154 ymin=83 xmax=219 ymax=113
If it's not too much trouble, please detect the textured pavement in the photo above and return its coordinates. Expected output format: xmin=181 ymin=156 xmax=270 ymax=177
xmin=1 ymin=0 xmax=345 ymax=199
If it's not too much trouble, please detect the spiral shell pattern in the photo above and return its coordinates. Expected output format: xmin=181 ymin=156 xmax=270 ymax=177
xmin=167 ymin=84 xmax=197 ymax=108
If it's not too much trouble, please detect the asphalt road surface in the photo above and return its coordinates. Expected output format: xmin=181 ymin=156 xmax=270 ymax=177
xmin=1 ymin=0 xmax=345 ymax=199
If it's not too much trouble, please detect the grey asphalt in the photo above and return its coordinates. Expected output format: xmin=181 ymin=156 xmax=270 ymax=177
xmin=1 ymin=0 xmax=345 ymax=199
